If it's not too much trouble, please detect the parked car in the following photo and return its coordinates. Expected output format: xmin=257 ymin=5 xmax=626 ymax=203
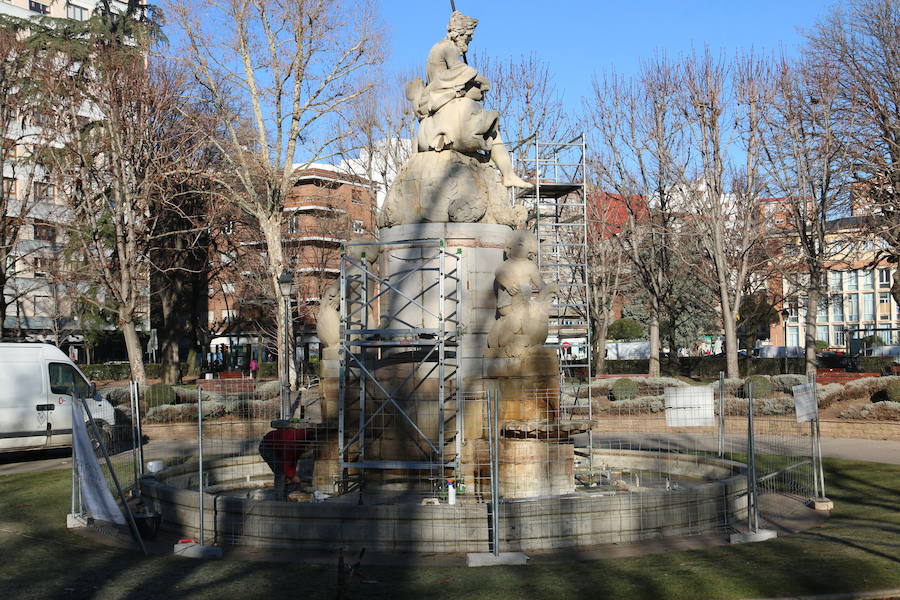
xmin=0 ymin=342 xmax=116 ymax=453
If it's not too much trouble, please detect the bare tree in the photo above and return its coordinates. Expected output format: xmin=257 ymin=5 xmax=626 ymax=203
xmin=337 ymin=72 xmax=416 ymax=214
xmin=760 ymin=56 xmax=854 ymax=374
xmin=171 ymin=0 xmax=384 ymax=387
xmin=585 ymin=192 xmax=625 ymax=374
xmin=474 ymin=52 xmax=576 ymax=161
xmin=584 ymin=56 xmax=688 ymax=376
xmin=676 ymin=50 xmax=773 ymax=378
xmin=805 ymin=0 xmax=900 ymax=301
xmin=38 ymin=7 xmax=209 ymax=384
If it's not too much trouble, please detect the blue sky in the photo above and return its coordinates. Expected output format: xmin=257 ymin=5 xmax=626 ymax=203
xmin=381 ymin=0 xmax=833 ymax=113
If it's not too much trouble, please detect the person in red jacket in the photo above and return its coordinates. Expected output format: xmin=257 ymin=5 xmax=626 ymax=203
xmin=258 ymin=424 xmax=312 ymax=499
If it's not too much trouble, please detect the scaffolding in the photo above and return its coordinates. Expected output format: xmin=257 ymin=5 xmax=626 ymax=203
xmin=516 ymin=134 xmax=592 ymax=405
xmin=337 ymin=238 xmax=463 ymax=488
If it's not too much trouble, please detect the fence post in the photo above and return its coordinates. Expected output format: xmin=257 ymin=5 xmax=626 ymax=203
xmin=197 ymin=385 xmax=208 ymax=548
xmin=173 ymin=384 xmax=222 ymax=558
xmin=486 ymin=390 xmax=500 ymax=557
xmin=129 ymin=381 xmax=139 ymax=488
xmin=197 ymin=385 xmax=206 ymax=546
xmin=808 ymin=372 xmax=821 ymax=499
xmin=730 ymin=379 xmax=778 ymax=543
xmin=135 ymin=381 xmax=144 ymax=478
xmin=493 ymin=389 xmax=501 ymax=557
xmin=746 ymin=379 xmax=758 ymax=533
xmin=718 ymin=371 xmax=726 ymax=457
xmin=809 ymin=371 xmax=833 ymax=510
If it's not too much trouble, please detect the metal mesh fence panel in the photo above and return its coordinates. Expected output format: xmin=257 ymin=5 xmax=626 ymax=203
xmin=119 ymin=373 xmax=826 ymax=554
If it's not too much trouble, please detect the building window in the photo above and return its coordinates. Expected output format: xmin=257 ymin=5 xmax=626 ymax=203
xmin=223 ymin=220 xmax=235 ymax=235
xmin=833 ymin=327 xmax=846 ymax=346
xmin=861 ymin=270 xmax=874 ymax=290
xmin=879 ymin=292 xmax=891 ymax=320
xmin=816 ymin=325 xmax=829 ymax=345
xmin=353 ymin=219 xmax=365 ymax=235
xmin=32 ymin=257 xmax=54 ymax=278
xmin=881 ymin=329 xmax=894 ymax=344
xmin=29 ymin=1 xmax=50 ymax=15
xmin=66 ymin=3 xmax=88 ymax=20
xmin=29 ymin=294 xmax=50 ymax=317
xmin=221 ymin=282 xmax=235 ymax=294
xmin=351 ymin=188 xmax=365 ymax=205
xmin=222 ymin=309 xmax=236 ymax=321
xmin=2 ymin=177 xmax=15 ymax=200
xmin=848 ymin=294 xmax=860 ymax=321
xmin=816 ymin=298 xmax=828 ymax=323
xmin=287 ymin=215 xmax=299 ymax=234
xmin=787 ymin=326 xmax=800 ymax=346
xmin=207 ymin=311 xmax=216 ymax=324
xmin=863 ymin=292 xmax=875 ymax=321
xmin=846 ymin=270 xmax=858 ymax=291
xmin=828 ymin=271 xmax=842 ymax=291
xmin=33 ymin=221 xmax=55 ymax=242
xmin=831 ymin=294 xmax=844 ymax=322
xmin=879 ymin=268 xmax=891 ymax=289
xmin=33 ymin=181 xmax=54 ymax=203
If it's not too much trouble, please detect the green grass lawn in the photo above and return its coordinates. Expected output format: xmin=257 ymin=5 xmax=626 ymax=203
xmin=1 ymin=458 xmax=898 ymax=600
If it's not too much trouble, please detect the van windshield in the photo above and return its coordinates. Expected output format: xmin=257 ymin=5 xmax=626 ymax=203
xmin=49 ymin=362 xmax=91 ymax=398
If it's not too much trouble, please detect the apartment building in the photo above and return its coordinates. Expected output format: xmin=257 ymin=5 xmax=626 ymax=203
xmin=764 ymin=209 xmax=898 ymax=350
xmin=0 ymin=0 xmax=141 ymax=359
xmin=0 ymin=0 xmax=104 ymax=352
xmin=205 ymin=165 xmax=377 ymax=370
xmin=0 ymin=0 xmax=99 ymax=20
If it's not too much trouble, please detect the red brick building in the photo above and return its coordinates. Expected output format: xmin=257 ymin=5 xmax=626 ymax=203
xmin=205 ymin=165 xmax=376 ymax=370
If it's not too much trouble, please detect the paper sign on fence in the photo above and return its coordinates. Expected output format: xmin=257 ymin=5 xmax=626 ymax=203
xmin=665 ymin=387 xmax=715 ymax=427
xmin=792 ymin=383 xmax=818 ymax=423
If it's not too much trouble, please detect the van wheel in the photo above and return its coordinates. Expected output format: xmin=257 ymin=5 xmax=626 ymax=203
xmin=92 ymin=424 xmax=114 ymax=455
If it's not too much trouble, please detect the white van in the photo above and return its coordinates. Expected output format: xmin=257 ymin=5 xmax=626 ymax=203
xmin=0 ymin=342 xmax=117 ymax=453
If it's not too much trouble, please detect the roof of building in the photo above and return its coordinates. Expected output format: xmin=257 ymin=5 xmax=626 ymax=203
xmin=290 ymin=163 xmax=373 ymax=187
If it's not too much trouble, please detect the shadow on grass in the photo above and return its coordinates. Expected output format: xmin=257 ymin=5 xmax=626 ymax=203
xmin=0 ymin=457 xmax=898 ymax=600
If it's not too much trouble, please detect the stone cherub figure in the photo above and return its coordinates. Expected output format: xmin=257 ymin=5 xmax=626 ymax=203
xmin=316 ymin=281 xmax=341 ymax=360
xmin=316 ymin=238 xmax=381 ymax=359
xmin=486 ymin=231 xmax=559 ymax=358
xmin=406 ymin=11 xmax=532 ymax=189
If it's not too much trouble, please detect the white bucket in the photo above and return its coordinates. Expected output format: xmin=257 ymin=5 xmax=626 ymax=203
xmin=146 ymin=460 xmax=165 ymax=474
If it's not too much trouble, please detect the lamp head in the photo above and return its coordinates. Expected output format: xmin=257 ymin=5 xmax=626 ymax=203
xmin=278 ymin=269 xmax=293 ymax=297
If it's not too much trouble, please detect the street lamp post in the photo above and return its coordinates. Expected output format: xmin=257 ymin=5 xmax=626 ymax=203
xmin=781 ymin=308 xmax=791 ymax=374
xmin=278 ymin=269 xmax=294 ymax=419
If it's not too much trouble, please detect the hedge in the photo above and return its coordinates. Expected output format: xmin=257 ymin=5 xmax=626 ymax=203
xmin=81 ymin=363 xmax=133 ymax=381
xmin=856 ymin=357 xmax=896 ymax=374
xmin=602 ymin=357 xmax=807 ymax=378
xmin=80 ymin=362 xmax=280 ymax=381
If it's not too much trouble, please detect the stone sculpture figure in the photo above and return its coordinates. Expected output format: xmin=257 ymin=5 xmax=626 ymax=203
xmin=486 ymin=231 xmax=559 ymax=358
xmin=316 ymin=281 xmax=340 ymax=360
xmin=379 ymin=11 xmax=529 ymax=228
xmin=317 ymin=238 xmax=381 ymax=360
xmin=407 ymin=11 xmax=531 ymax=189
